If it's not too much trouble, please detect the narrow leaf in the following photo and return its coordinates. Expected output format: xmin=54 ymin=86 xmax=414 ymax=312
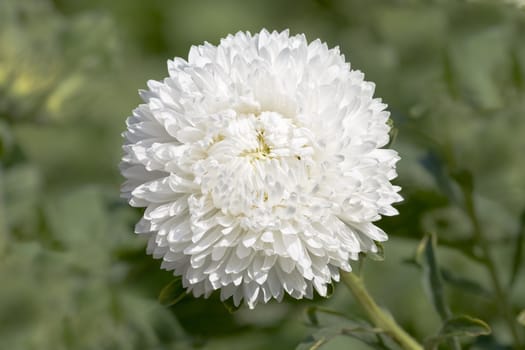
xmin=406 ymin=258 xmax=491 ymax=298
xmin=451 ymin=169 xmax=476 ymax=215
xmin=158 ymin=276 xmax=186 ymax=307
xmin=416 ymin=233 xmax=451 ymax=320
xmin=440 ymin=315 xmax=491 ymax=337
xmin=426 ymin=315 xmax=491 ymax=350
xmin=440 ymin=268 xmax=492 ymax=298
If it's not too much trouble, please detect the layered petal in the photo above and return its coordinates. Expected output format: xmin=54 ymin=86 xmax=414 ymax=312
xmin=121 ymin=29 xmax=402 ymax=309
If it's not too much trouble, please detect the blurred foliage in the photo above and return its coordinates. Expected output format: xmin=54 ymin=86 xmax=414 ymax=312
xmin=1 ymin=0 xmax=525 ymax=349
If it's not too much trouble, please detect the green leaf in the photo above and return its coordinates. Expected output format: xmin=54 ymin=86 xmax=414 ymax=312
xmin=420 ymin=151 xmax=457 ymax=203
xmin=440 ymin=268 xmax=492 ymax=298
xmin=296 ymin=327 xmax=340 ymax=350
xmin=440 ymin=315 xmax=491 ymax=337
xmin=296 ymin=337 xmax=325 ymax=350
xmin=296 ymin=323 xmax=388 ymax=350
xmin=222 ymin=298 xmax=241 ymax=313
xmin=299 ymin=306 xmax=393 ymax=350
xmin=416 ymin=233 xmax=451 ymax=320
xmin=366 ymin=242 xmax=385 ymax=261
xmin=518 ymin=310 xmax=525 ymax=327
xmin=405 ymin=258 xmax=491 ymax=298
xmin=158 ymin=276 xmax=186 ymax=307
xmin=304 ymin=306 xmax=351 ymax=327
xmin=358 ymin=242 xmax=385 ymax=274
xmin=426 ymin=315 xmax=491 ymax=349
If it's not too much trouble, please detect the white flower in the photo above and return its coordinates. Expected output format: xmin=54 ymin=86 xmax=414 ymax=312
xmin=121 ymin=29 xmax=402 ymax=309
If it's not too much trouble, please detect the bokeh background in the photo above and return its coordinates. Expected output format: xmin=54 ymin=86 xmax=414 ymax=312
xmin=1 ymin=0 xmax=525 ymax=349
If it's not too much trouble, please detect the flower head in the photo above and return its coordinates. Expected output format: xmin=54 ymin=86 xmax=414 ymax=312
xmin=121 ymin=29 xmax=402 ymax=308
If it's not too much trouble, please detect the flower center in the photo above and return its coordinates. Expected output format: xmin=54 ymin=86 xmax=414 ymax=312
xmin=193 ymin=110 xmax=317 ymax=224
xmin=240 ymin=129 xmax=272 ymax=160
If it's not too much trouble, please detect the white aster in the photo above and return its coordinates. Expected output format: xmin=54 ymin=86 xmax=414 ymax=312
xmin=121 ymin=29 xmax=402 ymax=309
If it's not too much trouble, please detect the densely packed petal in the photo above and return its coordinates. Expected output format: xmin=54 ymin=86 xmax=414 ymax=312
xmin=121 ymin=29 xmax=402 ymax=308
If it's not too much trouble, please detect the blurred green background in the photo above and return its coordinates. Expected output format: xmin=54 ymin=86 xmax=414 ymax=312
xmin=1 ymin=0 xmax=525 ymax=349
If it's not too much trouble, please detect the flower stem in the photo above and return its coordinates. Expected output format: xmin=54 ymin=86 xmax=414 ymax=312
xmin=341 ymin=271 xmax=423 ymax=350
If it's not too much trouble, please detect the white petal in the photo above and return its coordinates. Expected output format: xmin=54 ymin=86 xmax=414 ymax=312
xmin=121 ymin=28 xmax=401 ymax=308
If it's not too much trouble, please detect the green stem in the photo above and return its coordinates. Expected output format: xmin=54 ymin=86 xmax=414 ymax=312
xmin=341 ymin=271 xmax=423 ymax=350
xmin=463 ymin=192 xmax=524 ymax=347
